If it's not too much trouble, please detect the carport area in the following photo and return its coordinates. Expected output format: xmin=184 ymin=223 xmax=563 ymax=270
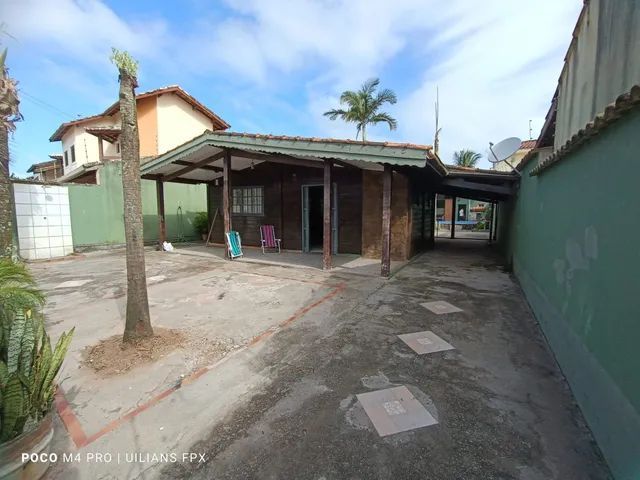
xmin=34 ymin=240 xmax=609 ymax=479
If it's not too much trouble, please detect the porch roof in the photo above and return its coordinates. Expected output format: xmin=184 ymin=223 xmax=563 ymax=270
xmin=140 ymin=131 xmax=444 ymax=183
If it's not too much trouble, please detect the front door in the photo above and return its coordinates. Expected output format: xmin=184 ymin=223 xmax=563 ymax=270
xmin=302 ymin=184 xmax=337 ymax=254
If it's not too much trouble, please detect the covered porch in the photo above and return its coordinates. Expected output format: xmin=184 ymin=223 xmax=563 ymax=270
xmin=141 ymin=131 xmax=445 ymax=277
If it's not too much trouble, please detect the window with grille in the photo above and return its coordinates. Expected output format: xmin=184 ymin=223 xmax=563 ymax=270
xmin=232 ymin=186 xmax=264 ymax=215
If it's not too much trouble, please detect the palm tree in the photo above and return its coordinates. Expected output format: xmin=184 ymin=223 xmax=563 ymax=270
xmin=453 ymin=149 xmax=481 ymax=168
xmin=0 ymin=49 xmax=21 ymax=259
xmin=110 ymin=48 xmax=153 ymax=343
xmin=324 ymin=78 xmax=397 ymax=142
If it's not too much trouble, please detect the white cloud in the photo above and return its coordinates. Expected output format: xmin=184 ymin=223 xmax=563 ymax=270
xmin=4 ymin=0 xmax=168 ymax=69
xmin=6 ymin=0 xmax=583 ymax=171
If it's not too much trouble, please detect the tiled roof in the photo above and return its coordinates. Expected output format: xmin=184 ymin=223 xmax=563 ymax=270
xmin=50 ymin=85 xmax=229 ymax=141
xmin=531 ymin=84 xmax=640 ymax=176
xmin=519 ymin=139 xmax=538 ymax=150
xmin=208 ymin=131 xmax=434 ymax=152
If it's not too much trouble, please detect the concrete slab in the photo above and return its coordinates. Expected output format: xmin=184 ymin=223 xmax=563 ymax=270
xmin=27 ymin=241 xmax=611 ymax=479
xmin=398 ymin=330 xmax=455 ymax=355
xmin=54 ymin=279 xmax=91 ymax=288
xmin=356 ymin=386 xmax=437 ymax=437
xmin=173 ymin=243 xmax=406 ymax=277
xmin=420 ymin=300 xmax=463 ymax=314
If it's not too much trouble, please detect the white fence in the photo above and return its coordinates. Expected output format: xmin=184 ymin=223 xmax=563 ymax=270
xmin=13 ymin=183 xmax=73 ymax=260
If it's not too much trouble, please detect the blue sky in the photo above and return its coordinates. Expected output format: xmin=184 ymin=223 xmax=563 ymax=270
xmin=5 ymin=0 xmax=581 ymax=176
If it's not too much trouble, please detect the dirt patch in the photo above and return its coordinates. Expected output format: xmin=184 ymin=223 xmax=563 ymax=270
xmin=83 ymin=328 xmax=186 ymax=377
xmin=82 ymin=328 xmax=240 ymax=378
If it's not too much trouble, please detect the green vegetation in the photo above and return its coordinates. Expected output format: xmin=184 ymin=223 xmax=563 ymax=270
xmin=324 ymin=78 xmax=397 ymax=141
xmin=0 ymin=260 xmax=74 ymax=442
xmin=193 ymin=212 xmax=209 ymax=236
xmin=453 ymin=149 xmax=481 ymax=168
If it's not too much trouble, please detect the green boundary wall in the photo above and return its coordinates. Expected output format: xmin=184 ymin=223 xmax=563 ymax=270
xmin=498 ymin=109 xmax=640 ymax=479
xmin=68 ymin=162 xmax=206 ymax=248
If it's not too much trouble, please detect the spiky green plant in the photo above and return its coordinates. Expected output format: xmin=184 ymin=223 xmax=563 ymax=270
xmin=0 ymin=260 xmax=73 ymax=442
xmin=0 ymin=311 xmax=74 ymax=441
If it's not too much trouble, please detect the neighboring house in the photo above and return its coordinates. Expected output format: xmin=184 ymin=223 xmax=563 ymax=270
xmin=492 ymin=139 xmax=537 ymax=172
xmin=49 ymin=85 xmax=230 ymax=183
xmin=26 ymin=155 xmax=64 ymax=181
xmin=500 ymin=1 xmax=640 ymax=478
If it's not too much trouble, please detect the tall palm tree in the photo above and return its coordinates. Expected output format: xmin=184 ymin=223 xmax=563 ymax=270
xmin=324 ymin=78 xmax=397 ymax=142
xmin=0 ymin=48 xmax=21 ymax=259
xmin=110 ymin=48 xmax=153 ymax=343
xmin=453 ymin=149 xmax=481 ymax=168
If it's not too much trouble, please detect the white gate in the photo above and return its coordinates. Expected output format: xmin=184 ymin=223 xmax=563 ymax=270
xmin=13 ymin=183 xmax=74 ymax=260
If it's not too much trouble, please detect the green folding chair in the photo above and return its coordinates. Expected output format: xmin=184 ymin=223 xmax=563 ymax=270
xmin=225 ymin=231 xmax=243 ymax=259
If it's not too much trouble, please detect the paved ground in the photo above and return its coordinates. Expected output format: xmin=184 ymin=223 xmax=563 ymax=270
xmin=30 ymin=241 xmax=611 ymax=479
xmin=173 ymin=243 xmax=406 ymax=276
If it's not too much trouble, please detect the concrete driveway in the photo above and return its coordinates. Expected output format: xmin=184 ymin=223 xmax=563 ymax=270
xmin=30 ymin=241 xmax=610 ymax=479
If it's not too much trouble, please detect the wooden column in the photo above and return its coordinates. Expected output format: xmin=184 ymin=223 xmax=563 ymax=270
xmin=323 ymin=160 xmax=332 ymax=270
xmin=98 ymin=137 xmax=105 ymax=162
xmin=488 ymin=202 xmax=494 ymax=244
xmin=420 ymin=193 xmax=426 ymax=242
xmin=381 ymin=164 xmax=392 ymax=277
xmin=156 ymin=179 xmax=166 ymax=249
xmin=450 ymin=196 xmax=457 ymax=239
xmin=223 ymin=150 xmax=232 ymax=258
xmin=430 ymin=192 xmax=437 ymax=246
xmin=493 ymin=203 xmax=499 ymax=241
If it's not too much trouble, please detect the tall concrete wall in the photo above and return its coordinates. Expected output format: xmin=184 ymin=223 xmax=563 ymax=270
xmin=555 ymin=0 xmax=640 ymax=150
xmin=499 ymin=110 xmax=640 ymax=479
xmin=68 ymin=162 xmax=207 ymax=248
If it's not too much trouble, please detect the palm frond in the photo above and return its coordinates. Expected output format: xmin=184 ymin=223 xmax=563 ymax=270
xmin=453 ymin=149 xmax=482 ymax=167
xmin=369 ymin=112 xmax=398 ymax=130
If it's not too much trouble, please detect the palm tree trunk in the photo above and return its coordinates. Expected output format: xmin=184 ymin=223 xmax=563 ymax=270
xmin=362 ymin=124 xmax=366 ymax=142
xmin=118 ymin=71 xmax=153 ymax=342
xmin=0 ymin=125 xmax=14 ymax=259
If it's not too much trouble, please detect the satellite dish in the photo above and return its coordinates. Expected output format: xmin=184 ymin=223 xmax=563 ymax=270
xmin=488 ymin=137 xmax=521 ymax=163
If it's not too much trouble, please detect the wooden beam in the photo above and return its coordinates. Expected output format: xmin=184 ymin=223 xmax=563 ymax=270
xmin=450 ymin=196 xmax=457 ymax=239
xmin=323 ymin=160 xmax=332 ymax=270
xmin=223 ymin=149 xmax=232 ymax=237
xmin=174 ymin=160 xmax=223 ymax=172
xmin=230 ymin=149 xmax=324 ymax=169
xmin=441 ymin=178 xmax=513 ymax=196
xmin=142 ymin=174 xmax=202 ymax=185
xmin=156 ymin=179 xmax=166 ymax=248
xmin=164 ymin=149 xmax=226 ymax=181
xmin=381 ymin=164 xmax=392 ymax=277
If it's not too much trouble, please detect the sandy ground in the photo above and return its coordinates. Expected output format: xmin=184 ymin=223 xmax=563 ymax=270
xmin=27 ymin=242 xmax=611 ymax=479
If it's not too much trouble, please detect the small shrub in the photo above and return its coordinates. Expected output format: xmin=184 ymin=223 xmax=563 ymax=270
xmin=193 ymin=212 xmax=209 ymax=236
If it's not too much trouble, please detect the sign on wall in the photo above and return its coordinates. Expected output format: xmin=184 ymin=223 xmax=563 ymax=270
xmin=13 ymin=183 xmax=74 ymax=260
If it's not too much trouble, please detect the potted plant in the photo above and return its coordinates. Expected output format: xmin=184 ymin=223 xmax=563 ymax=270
xmin=193 ymin=212 xmax=209 ymax=242
xmin=0 ymin=260 xmax=74 ymax=480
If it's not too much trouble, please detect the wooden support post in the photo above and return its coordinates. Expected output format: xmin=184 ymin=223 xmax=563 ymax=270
xmin=323 ymin=160 xmax=332 ymax=270
xmin=156 ymin=179 xmax=166 ymax=249
xmin=420 ymin=193 xmax=426 ymax=242
xmin=488 ymin=203 xmax=494 ymax=244
xmin=98 ymin=137 xmax=105 ymax=162
xmin=223 ymin=150 xmax=232 ymax=258
xmin=493 ymin=203 xmax=499 ymax=241
xmin=450 ymin=196 xmax=457 ymax=239
xmin=381 ymin=164 xmax=392 ymax=277
xmin=430 ymin=192 xmax=437 ymax=246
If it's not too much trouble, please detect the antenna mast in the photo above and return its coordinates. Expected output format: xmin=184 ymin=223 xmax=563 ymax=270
xmin=434 ymin=87 xmax=441 ymax=156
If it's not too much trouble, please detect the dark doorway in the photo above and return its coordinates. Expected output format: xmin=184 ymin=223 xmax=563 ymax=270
xmin=308 ymin=185 xmax=324 ymax=250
